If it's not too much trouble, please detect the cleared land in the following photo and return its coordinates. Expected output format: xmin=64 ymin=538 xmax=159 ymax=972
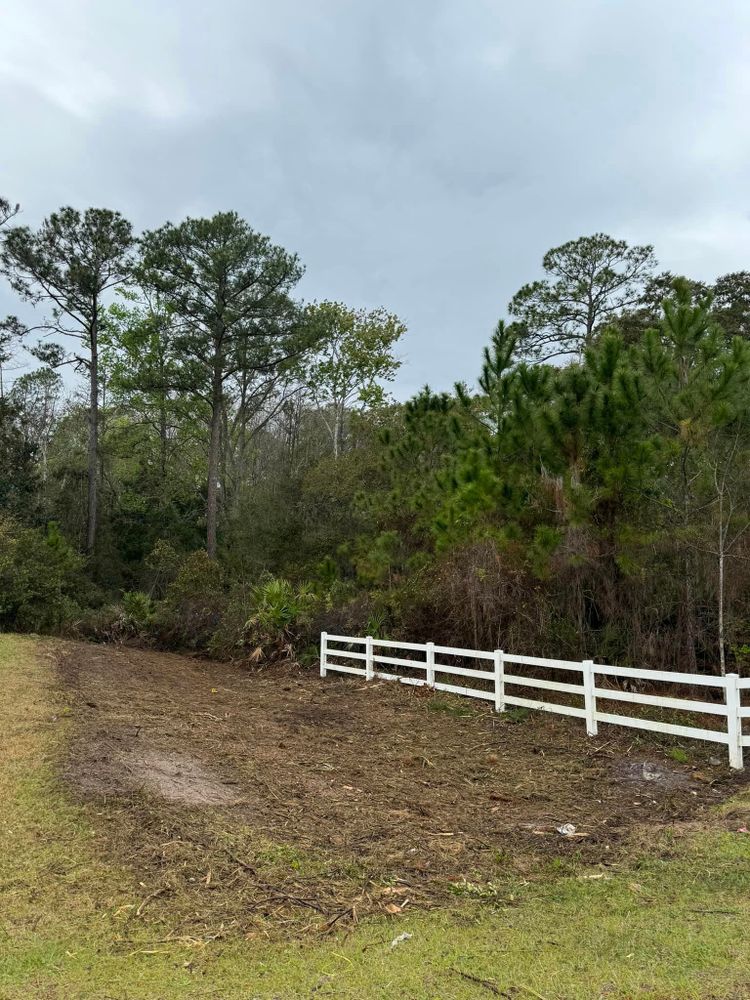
xmin=56 ymin=639 xmax=742 ymax=925
xmin=3 ymin=636 xmax=750 ymax=999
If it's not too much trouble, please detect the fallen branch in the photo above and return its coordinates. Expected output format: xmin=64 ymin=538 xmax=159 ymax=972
xmin=226 ymin=849 xmax=256 ymax=873
xmin=320 ymin=905 xmax=355 ymax=933
xmin=254 ymin=892 xmax=326 ymax=914
xmin=449 ymin=968 xmax=501 ymax=995
xmin=225 ymin=849 xmax=326 ymax=913
xmin=136 ymin=886 xmax=170 ymax=917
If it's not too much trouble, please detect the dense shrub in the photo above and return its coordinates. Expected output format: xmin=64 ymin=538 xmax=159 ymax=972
xmin=68 ymin=549 xmax=326 ymax=663
xmin=243 ymin=577 xmax=317 ymax=662
xmin=205 ymin=586 xmax=252 ymax=659
xmin=151 ymin=550 xmax=227 ymax=649
xmin=73 ymin=604 xmax=131 ymax=643
xmin=205 ymin=577 xmax=321 ymax=664
xmin=73 ymin=590 xmax=155 ymax=644
xmin=144 ymin=540 xmax=184 ymax=598
xmin=0 ymin=517 xmax=85 ymax=633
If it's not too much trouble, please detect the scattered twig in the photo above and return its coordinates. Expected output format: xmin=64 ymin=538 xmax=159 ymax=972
xmin=255 ymin=892 xmax=326 ymax=914
xmin=449 ymin=968 xmax=501 ymax=994
xmin=225 ymin=849 xmax=326 ymax=913
xmin=226 ymin=849 xmax=256 ymax=873
xmin=136 ymin=886 xmax=169 ymax=917
xmin=320 ymin=905 xmax=355 ymax=933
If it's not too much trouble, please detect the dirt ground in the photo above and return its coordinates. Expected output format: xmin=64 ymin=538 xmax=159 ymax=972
xmin=53 ymin=640 xmax=747 ymax=938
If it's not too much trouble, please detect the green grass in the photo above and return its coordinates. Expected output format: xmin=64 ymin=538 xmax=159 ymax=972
xmin=426 ymin=695 xmax=474 ymax=718
xmin=2 ymin=634 xmax=750 ymax=999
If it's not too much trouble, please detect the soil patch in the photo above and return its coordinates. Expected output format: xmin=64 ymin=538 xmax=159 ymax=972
xmin=119 ymin=749 xmax=243 ymax=805
xmin=54 ymin=640 xmax=747 ymax=937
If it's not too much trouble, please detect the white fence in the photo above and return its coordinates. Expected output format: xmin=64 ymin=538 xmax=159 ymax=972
xmin=319 ymin=632 xmax=748 ymax=769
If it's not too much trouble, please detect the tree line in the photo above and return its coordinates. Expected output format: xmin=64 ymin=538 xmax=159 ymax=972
xmin=1 ymin=204 xmax=749 ymax=675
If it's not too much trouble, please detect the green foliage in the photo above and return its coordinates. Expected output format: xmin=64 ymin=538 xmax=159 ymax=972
xmin=349 ymin=276 xmax=750 ymax=670
xmin=1 ymin=217 xmax=750 ymax=679
xmin=0 ymin=518 xmax=84 ymax=632
xmin=153 ymin=550 xmax=226 ymax=649
xmin=351 ymin=530 xmax=405 ymax=586
xmin=137 ymin=211 xmax=307 ymax=557
xmin=0 ymin=399 xmax=39 ymax=521
xmin=243 ymin=577 xmax=318 ymax=662
xmin=145 ymin=540 xmax=184 ymax=595
xmin=509 ymin=233 xmax=657 ymax=362
xmin=294 ymin=301 xmax=405 ymax=456
xmin=121 ymin=590 xmax=154 ymax=630
xmin=712 ymin=270 xmax=750 ymax=340
xmin=8 ymin=367 xmax=62 ymax=479
xmin=0 ymin=206 xmax=135 ymax=557
xmin=364 ymin=609 xmax=388 ymax=638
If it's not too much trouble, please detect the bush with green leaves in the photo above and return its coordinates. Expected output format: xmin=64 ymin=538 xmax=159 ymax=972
xmin=151 ymin=550 xmax=227 ymax=649
xmin=205 ymin=586 xmax=253 ymax=660
xmin=121 ymin=590 xmax=155 ymax=631
xmin=0 ymin=517 xmax=85 ymax=633
xmin=243 ymin=577 xmax=318 ymax=662
xmin=73 ymin=592 xmax=155 ymax=645
xmin=73 ymin=604 xmax=131 ymax=644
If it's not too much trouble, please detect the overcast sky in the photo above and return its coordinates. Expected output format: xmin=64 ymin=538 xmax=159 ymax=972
xmin=1 ymin=1 xmax=749 ymax=397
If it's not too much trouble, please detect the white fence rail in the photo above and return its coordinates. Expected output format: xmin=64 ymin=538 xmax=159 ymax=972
xmin=320 ymin=632 xmax=746 ymax=769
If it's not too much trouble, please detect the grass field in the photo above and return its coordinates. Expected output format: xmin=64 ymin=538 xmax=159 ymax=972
xmin=2 ymin=634 xmax=750 ymax=999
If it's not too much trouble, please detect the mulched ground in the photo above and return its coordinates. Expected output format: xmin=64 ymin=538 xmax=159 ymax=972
xmin=53 ymin=640 xmax=747 ymax=939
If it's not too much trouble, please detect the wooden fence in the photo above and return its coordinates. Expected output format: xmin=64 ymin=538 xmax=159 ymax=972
xmin=320 ymin=632 xmax=747 ymax=769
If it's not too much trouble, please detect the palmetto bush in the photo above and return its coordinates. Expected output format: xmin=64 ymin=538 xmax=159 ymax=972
xmin=244 ymin=577 xmax=317 ymax=662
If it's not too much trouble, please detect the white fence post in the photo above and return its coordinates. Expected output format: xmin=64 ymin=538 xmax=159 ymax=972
xmin=320 ymin=632 xmax=328 ymax=678
xmin=426 ymin=642 xmax=435 ymax=687
xmin=583 ymin=659 xmax=598 ymax=736
xmin=725 ymin=672 xmax=743 ymax=770
xmin=494 ymin=649 xmax=505 ymax=713
xmin=365 ymin=635 xmax=374 ymax=681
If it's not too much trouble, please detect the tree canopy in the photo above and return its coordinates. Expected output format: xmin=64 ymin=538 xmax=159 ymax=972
xmin=0 ymin=207 xmax=134 ymax=556
xmin=294 ymin=301 xmax=405 ymax=457
xmin=509 ymin=233 xmax=657 ymax=362
xmin=0 ymin=210 xmax=748 ymax=678
xmin=137 ymin=212 xmax=306 ymax=557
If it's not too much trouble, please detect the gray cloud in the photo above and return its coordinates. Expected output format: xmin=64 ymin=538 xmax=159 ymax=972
xmin=1 ymin=0 xmax=749 ymax=396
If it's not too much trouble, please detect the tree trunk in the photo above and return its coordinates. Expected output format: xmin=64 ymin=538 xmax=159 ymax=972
xmin=206 ymin=364 xmax=223 ymax=559
xmin=159 ymin=401 xmax=168 ymax=486
xmin=683 ymin=566 xmax=698 ymax=674
xmin=333 ymin=404 xmax=342 ymax=459
xmin=679 ymin=445 xmax=697 ymax=672
xmin=158 ymin=360 xmax=168 ymax=489
xmin=718 ymin=488 xmax=726 ymax=676
xmin=585 ymin=292 xmax=596 ymax=353
xmin=233 ymin=400 xmax=250 ymax=515
xmin=86 ymin=309 xmax=99 ymax=556
xmin=718 ymin=546 xmax=726 ymax=676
